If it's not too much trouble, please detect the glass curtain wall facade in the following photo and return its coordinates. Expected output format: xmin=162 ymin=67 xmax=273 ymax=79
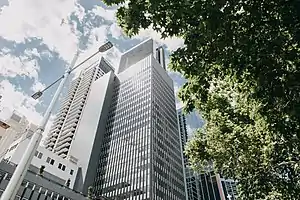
xmin=177 ymin=109 xmax=200 ymax=200
xmin=93 ymin=40 xmax=185 ymax=200
xmin=177 ymin=109 xmax=238 ymax=200
xmin=45 ymin=58 xmax=113 ymax=159
xmin=151 ymin=57 xmax=185 ymax=200
xmin=95 ymin=57 xmax=152 ymax=199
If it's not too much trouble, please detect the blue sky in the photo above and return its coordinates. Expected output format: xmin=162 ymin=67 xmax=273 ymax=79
xmin=0 ymin=0 xmax=189 ymax=134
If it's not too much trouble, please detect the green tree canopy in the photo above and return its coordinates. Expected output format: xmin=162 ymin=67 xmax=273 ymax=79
xmin=103 ymin=0 xmax=300 ymax=199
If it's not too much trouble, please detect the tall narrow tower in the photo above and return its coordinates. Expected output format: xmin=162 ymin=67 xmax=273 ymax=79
xmin=177 ymin=109 xmax=202 ymax=200
xmin=44 ymin=58 xmax=114 ymax=159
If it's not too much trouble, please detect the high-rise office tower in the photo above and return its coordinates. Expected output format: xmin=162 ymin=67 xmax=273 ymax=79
xmin=44 ymin=58 xmax=114 ymax=159
xmin=177 ymin=109 xmax=238 ymax=200
xmin=177 ymin=109 xmax=202 ymax=200
xmin=68 ymin=39 xmax=186 ymax=199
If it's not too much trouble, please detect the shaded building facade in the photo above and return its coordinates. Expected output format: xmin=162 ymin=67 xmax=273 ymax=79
xmin=0 ymin=160 xmax=86 ymax=200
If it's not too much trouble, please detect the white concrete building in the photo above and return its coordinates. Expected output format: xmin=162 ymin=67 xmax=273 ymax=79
xmin=3 ymin=133 xmax=79 ymax=189
xmin=0 ymin=112 xmax=37 ymax=158
xmin=44 ymin=57 xmax=114 ymax=159
xmin=0 ymin=120 xmax=10 ymax=157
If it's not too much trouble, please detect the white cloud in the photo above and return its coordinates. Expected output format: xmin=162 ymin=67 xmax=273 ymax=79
xmin=106 ymin=45 xmax=122 ymax=68
xmin=0 ymin=54 xmax=39 ymax=79
xmin=134 ymin=27 xmax=184 ymax=51
xmin=109 ymin=23 xmax=123 ymax=39
xmin=0 ymin=0 xmax=83 ymax=62
xmin=24 ymin=48 xmax=41 ymax=58
xmin=41 ymin=50 xmax=54 ymax=61
xmin=73 ymin=4 xmax=86 ymax=23
xmin=186 ymin=124 xmax=195 ymax=138
xmin=91 ymin=6 xmax=117 ymax=22
xmin=90 ymin=5 xmax=183 ymax=51
xmin=89 ymin=26 xmax=110 ymax=45
xmin=1 ymin=47 xmax=11 ymax=54
xmin=31 ymin=81 xmax=46 ymax=93
xmin=71 ymin=25 xmax=122 ymax=78
xmin=0 ymin=1 xmax=186 ymax=139
xmin=0 ymin=80 xmax=42 ymax=125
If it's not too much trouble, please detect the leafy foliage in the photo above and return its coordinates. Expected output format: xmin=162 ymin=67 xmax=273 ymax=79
xmin=103 ymin=0 xmax=300 ymax=199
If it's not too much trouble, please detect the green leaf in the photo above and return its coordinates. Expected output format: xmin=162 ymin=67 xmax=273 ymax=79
xmin=103 ymin=0 xmax=300 ymax=198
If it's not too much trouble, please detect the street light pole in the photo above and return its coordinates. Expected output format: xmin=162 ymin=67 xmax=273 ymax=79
xmin=1 ymin=41 xmax=113 ymax=200
xmin=0 ymin=51 xmax=80 ymax=200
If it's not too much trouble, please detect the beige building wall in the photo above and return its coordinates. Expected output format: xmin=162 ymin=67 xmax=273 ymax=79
xmin=0 ymin=111 xmax=37 ymax=160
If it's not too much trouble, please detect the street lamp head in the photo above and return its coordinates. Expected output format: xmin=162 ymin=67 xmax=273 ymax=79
xmin=98 ymin=41 xmax=113 ymax=52
xmin=31 ymin=91 xmax=43 ymax=100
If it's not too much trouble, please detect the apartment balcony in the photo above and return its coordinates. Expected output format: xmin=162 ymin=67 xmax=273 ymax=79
xmin=76 ymin=88 xmax=89 ymax=96
xmin=71 ymin=96 xmax=86 ymax=105
xmin=70 ymin=102 xmax=84 ymax=111
xmin=45 ymin=135 xmax=54 ymax=141
xmin=77 ymin=89 xmax=89 ymax=97
xmin=55 ymin=136 xmax=72 ymax=147
xmin=76 ymin=83 xmax=89 ymax=90
xmin=56 ymin=147 xmax=69 ymax=155
xmin=44 ymin=139 xmax=51 ymax=145
xmin=69 ymin=83 xmax=79 ymax=90
xmin=55 ymin=124 xmax=63 ymax=129
xmin=77 ymin=82 xmax=90 ymax=90
xmin=79 ymin=81 xmax=92 ymax=88
xmin=80 ymin=82 xmax=92 ymax=89
xmin=44 ymin=138 xmax=56 ymax=146
xmin=47 ymin=141 xmax=55 ymax=146
xmin=64 ymin=114 xmax=79 ymax=123
xmin=62 ymin=121 xmax=77 ymax=131
xmin=66 ymin=107 xmax=80 ymax=115
xmin=66 ymin=94 xmax=75 ymax=100
xmin=68 ymin=86 xmax=77 ymax=93
xmin=48 ymin=128 xmax=60 ymax=135
xmin=52 ymin=117 xmax=65 ymax=125
xmin=73 ymin=92 xmax=87 ymax=100
xmin=58 ymin=131 xmax=75 ymax=142
xmin=53 ymin=131 xmax=59 ymax=136
xmin=57 ymin=113 xmax=67 ymax=120
xmin=49 ymin=125 xmax=58 ymax=132
xmin=60 ymin=153 xmax=67 ymax=159
xmin=63 ymin=118 xmax=78 ymax=128
xmin=60 ymin=127 xmax=75 ymax=138
xmin=52 ymin=119 xmax=64 ymax=127
xmin=69 ymin=103 xmax=83 ymax=111
xmin=66 ymin=108 xmax=82 ymax=118
xmin=65 ymin=114 xmax=80 ymax=124
xmin=68 ymin=85 xmax=77 ymax=91
xmin=47 ymin=131 xmax=53 ymax=137
xmin=58 ymin=105 xmax=69 ymax=112
xmin=61 ymin=100 xmax=72 ymax=107
xmin=58 ymin=106 xmax=69 ymax=113
xmin=66 ymin=108 xmax=80 ymax=116
xmin=55 ymin=141 xmax=71 ymax=152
